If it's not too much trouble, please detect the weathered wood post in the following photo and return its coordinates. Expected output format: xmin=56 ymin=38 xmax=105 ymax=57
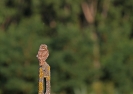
xmin=36 ymin=44 xmax=50 ymax=94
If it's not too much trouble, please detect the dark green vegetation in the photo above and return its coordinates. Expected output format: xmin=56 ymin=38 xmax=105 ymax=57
xmin=0 ymin=0 xmax=133 ymax=94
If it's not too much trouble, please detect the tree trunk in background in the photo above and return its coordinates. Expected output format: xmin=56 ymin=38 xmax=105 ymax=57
xmin=81 ymin=0 xmax=100 ymax=69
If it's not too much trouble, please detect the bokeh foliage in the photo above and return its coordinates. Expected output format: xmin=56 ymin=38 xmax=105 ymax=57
xmin=0 ymin=0 xmax=133 ymax=94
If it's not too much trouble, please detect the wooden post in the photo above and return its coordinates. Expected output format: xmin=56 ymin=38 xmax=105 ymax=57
xmin=37 ymin=44 xmax=50 ymax=94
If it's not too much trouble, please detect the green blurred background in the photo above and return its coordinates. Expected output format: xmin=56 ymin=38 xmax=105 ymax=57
xmin=0 ymin=0 xmax=133 ymax=94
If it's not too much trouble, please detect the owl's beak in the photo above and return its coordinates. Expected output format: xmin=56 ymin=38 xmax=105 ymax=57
xmin=36 ymin=55 xmax=38 ymax=57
